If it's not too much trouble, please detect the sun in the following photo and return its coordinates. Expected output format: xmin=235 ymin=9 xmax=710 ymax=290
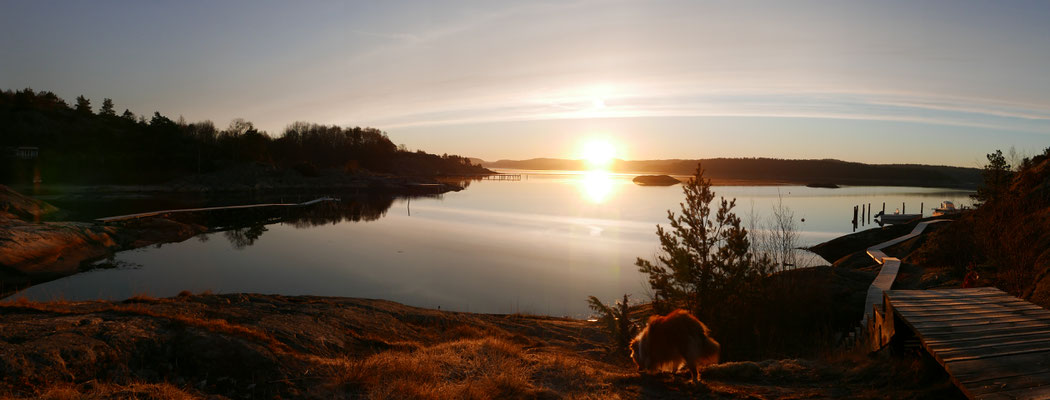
xmin=581 ymin=140 xmax=616 ymax=169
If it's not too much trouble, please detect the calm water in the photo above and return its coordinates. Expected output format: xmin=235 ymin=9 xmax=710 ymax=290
xmin=9 ymin=171 xmax=973 ymax=317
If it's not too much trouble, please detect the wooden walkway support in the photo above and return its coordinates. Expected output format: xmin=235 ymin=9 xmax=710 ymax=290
xmin=880 ymin=288 xmax=1050 ymax=400
xmin=95 ymin=197 xmax=339 ymax=224
xmin=860 ymin=219 xmax=949 ymax=328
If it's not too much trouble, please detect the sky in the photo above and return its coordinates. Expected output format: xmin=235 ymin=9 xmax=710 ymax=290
xmin=2 ymin=0 xmax=1049 ymax=167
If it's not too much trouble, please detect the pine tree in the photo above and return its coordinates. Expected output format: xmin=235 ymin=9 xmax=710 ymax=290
xmin=587 ymin=294 xmax=637 ymax=354
xmin=99 ymin=98 xmax=115 ymax=116
xmin=972 ymin=150 xmax=1013 ymax=206
xmin=74 ymin=95 xmax=91 ymax=114
xmin=635 ymin=164 xmax=771 ymax=320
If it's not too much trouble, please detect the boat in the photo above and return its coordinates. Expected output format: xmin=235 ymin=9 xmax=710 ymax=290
xmin=932 ymin=200 xmax=962 ymax=216
xmin=874 ymin=210 xmax=921 ymax=225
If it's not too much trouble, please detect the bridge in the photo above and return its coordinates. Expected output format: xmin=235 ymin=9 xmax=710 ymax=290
xmin=95 ymin=197 xmax=340 ymax=224
xmin=858 ymin=219 xmax=1050 ymax=399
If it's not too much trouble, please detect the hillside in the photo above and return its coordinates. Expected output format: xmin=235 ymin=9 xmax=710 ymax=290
xmin=0 ymin=89 xmax=490 ymax=185
xmin=0 ymin=293 xmax=962 ymax=399
xmin=483 ymin=158 xmax=981 ymax=189
xmin=906 ymin=148 xmax=1050 ymax=304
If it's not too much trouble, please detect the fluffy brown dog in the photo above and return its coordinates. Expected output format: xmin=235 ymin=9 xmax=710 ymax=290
xmin=630 ymin=309 xmax=720 ymax=382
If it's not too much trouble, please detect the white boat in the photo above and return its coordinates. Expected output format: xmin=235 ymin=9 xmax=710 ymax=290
xmin=932 ymin=200 xmax=962 ymax=216
xmin=874 ymin=210 xmax=921 ymax=225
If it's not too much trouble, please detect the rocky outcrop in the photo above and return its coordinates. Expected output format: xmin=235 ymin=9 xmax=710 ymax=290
xmin=632 ymin=175 xmax=681 ymax=186
xmin=0 ymin=186 xmax=208 ymax=296
xmin=0 ymin=185 xmax=58 ymax=222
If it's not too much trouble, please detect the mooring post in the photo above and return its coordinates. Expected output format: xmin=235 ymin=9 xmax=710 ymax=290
xmin=862 ymin=204 xmax=866 ymax=226
xmin=868 ymin=203 xmax=872 ymax=224
xmin=920 ymin=202 xmax=924 ymax=217
xmin=853 ymin=205 xmax=858 ymax=231
xmin=882 ymin=202 xmax=886 ymax=214
xmin=903 ymin=202 xmax=906 ymax=214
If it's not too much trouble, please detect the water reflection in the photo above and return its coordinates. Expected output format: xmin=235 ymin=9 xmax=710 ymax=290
xmin=579 ymin=170 xmax=615 ymax=203
xmin=207 ymin=194 xmax=429 ymax=249
xmin=9 ymin=173 xmax=976 ymax=317
xmin=224 ymin=225 xmax=268 ymax=250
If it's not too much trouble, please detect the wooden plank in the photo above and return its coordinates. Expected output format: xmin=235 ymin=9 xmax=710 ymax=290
xmin=889 ymin=287 xmax=1004 ymax=295
xmin=938 ymin=341 xmax=1050 ymax=362
xmin=892 ymin=298 xmax=1024 ymax=308
xmin=923 ymin=325 xmax=1050 ymax=341
xmin=893 ymin=301 xmax=1040 ymax=313
xmin=918 ymin=320 xmax=1050 ymax=336
xmin=910 ymin=314 xmax=1050 ymax=329
xmin=968 ymin=371 xmax=1050 ymax=395
xmin=925 ymin=330 xmax=1050 ymax=347
xmin=897 ymin=305 xmax=1049 ymax=319
xmin=888 ymin=291 xmax=1008 ymax=300
xmin=891 ymin=297 xmax=1029 ymax=307
xmin=975 ymin=382 xmax=1050 ymax=400
xmin=892 ymin=296 xmax=1020 ymax=306
xmin=945 ymin=350 xmax=1050 ymax=379
xmin=900 ymin=310 xmax=1050 ymax=325
xmin=927 ymin=333 xmax=1050 ymax=354
xmin=898 ymin=305 xmax=1046 ymax=316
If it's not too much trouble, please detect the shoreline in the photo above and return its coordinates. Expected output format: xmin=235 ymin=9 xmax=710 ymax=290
xmin=0 ymin=178 xmax=468 ymax=298
xmin=0 ymin=292 xmax=961 ymax=399
xmin=0 ymin=199 xmax=971 ymax=398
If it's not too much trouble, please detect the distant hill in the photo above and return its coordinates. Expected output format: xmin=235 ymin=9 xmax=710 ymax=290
xmin=481 ymin=158 xmax=981 ymax=189
xmin=0 ymin=88 xmax=489 ymax=184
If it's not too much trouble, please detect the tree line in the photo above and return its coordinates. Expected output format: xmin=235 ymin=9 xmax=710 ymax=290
xmin=0 ymin=88 xmax=487 ymax=184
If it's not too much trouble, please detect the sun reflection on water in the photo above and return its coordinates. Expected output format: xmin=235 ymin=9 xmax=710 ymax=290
xmin=579 ymin=170 xmax=615 ymax=203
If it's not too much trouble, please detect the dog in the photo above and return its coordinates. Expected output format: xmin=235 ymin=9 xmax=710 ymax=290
xmin=629 ymin=309 xmax=720 ymax=382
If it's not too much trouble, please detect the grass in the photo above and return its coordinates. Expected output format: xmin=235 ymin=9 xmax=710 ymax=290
xmin=0 ymin=293 xmax=965 ymax=399
xmin=332 ymin=337 xmax=624 ymax=399
xmin=0 ymin=296 xmax=293 ymax=355
xmin=0 ymin=382 xmax=198 ymax=400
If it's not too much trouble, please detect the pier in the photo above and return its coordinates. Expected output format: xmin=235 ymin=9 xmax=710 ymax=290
xmin=95 ymin=197 xmax=340 ymax=224
xmin=856 ymin=219 xmax=1050 ymax=399
xmin=880 ymin=288 xmax=1050 ymax=399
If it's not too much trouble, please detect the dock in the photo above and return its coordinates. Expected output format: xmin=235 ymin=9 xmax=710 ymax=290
xmin=440 ymin=174 xmax=522 ymax=181
xmin=861 ymin=219 xmax=948 ymax=328
xmin=95 ymin=197 xmax=339 ymax=224
xmin=856 ymin=218 xmax=1050 ymax=399
xmin=879 ymin=288 xmax=1050 ymax=399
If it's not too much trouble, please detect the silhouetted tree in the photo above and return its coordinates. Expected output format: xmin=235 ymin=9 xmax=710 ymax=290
xmin=0 ymin=89 xmax=488 ymax=184
xmin=636 ymin=164 xmax=772 ymax=319
xmin=75 ymin=95 xmax=91 ymax=114
xmin=150 ymin=111 xmax=174 ymax=127
xmin=587 ymin=294 xmax=638 ymax=355
xmin=972 ymin=150 xmax=1013 ymax=206
xmin=99 ymin=98 xmax=115 ymax=116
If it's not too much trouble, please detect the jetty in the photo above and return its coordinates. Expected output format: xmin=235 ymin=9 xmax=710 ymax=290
xmin=857 ymin=219 xmax=1050 ymax=399
xmin=861 ymin=219 xmax=949 ymax=327
xmin=441 ymin=174 xmax=522 ymax=181
xmin=95 ymin=197 xmax=339 ymax=224
xmin=880 ymin=288 xmax=1050 ymax=399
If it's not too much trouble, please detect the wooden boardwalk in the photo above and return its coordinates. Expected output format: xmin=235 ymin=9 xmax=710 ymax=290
xmin=860 ymin=219 xmax=948 ymax=328
xmin=95 ymin=197 xmax=339 ymax=224
xmin=881 ymin=288 xmax=1050 ymax=400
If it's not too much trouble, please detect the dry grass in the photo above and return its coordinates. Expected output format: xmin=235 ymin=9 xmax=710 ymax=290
xmin=0 ymin=297 xmax=292 ymax=355
xmin=330 ymin=337 xmax=624 ymax=399
xmin=1 ymin=382 xmax=197 ymax=400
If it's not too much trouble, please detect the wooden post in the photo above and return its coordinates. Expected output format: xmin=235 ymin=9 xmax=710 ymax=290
xmin=868 ymin=203 xmax=872 ymax=224
xmin=853 ymin=205 xmax=859 ymax=232
xmin=862 ymin=204 xmax=866 ymax=226
xmin=903 ymin=202 xmax=906 ymax=214
xmin=920 ymin=202 xmax=924 ymax=217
